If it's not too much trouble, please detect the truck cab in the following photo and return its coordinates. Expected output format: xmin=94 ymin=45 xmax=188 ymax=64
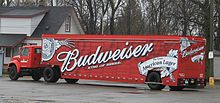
xmin=8 ymin=45 xmax=44 ymax=81
xmin=18 ymin=46 xmax=42 ymax=68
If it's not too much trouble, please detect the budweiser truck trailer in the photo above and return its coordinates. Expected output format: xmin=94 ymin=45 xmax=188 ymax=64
xmin=8 ymin=34 xmax=206 ymax=90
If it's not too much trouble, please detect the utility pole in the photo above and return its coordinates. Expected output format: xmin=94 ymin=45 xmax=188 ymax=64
xmin=209 ymin=0 xmax=214 ymax=77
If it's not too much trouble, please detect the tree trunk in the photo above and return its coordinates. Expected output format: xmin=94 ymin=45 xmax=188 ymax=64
xmin=110 ymin=11 xmax=115 ymax=34
xmin=126 ymin=0 xmax=131 ymax=34
xmin=182 ymin=0 xmax=187 ymax=36
xmin=0 ymin=0 xmax=4 ymax=6
xmin=215 ymin=0 xmax=220 ymax=51
xmin=87 ymin=0 xmax=96 ymax=34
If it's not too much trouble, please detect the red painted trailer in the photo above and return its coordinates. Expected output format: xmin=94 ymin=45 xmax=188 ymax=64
xmin=41 ymin=34 xmax=206 ymax=90
xmin=8 ymin=34 xmax=206 ymax=90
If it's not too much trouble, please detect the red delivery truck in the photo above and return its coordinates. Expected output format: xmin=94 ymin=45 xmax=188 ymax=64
xmin=8 ymin=34 xmax=206 ymax=90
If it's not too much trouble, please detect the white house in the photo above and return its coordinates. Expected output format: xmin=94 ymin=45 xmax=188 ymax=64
xmin=0 ymin=7 xmax=84 ymax=66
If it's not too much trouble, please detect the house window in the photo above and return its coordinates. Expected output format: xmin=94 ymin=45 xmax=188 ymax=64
xmin=65 ymin=16 xmax=71 ymax=32
xmin=5 ymin=47 xmax=11 ymax=57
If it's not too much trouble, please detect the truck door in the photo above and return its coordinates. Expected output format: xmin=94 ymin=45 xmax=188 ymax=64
xmin=31 ymin=48 xmax=42 ymax=68
xmin=20 ymin=47 xmax=30 ymax=68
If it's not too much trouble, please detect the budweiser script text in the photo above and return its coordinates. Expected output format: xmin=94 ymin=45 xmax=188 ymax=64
xmin=57 ymin=43 xmax=154 ymax=72
xmin=181 ymin=46 xmax=204 ymax=58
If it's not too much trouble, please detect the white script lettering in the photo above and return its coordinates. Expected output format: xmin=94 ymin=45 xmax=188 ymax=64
xmin=57 ymin=43 xmax=154 ymax=72
xmin=181 ymin=46 xmax=204 ymax=58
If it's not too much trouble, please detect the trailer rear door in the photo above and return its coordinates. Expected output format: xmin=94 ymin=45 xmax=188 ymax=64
xmin=179 ymin=37 xmax=206 ymax=79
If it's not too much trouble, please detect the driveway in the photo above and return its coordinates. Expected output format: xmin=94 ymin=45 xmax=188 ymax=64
xmin=0 ymin=77 xmax=219 ymax=103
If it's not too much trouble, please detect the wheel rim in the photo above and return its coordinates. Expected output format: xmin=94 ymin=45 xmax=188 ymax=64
xmin=149 ymin=74 xmax=158 ymax=86
xmin=147 ymin=72 xmax=165 ymax=90
xmin=10 ymin=68 xmax=16 ymax=78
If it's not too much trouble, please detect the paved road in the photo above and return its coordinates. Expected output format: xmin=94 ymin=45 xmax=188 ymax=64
xmin=0 ymin=77 xmax=220 ymax=103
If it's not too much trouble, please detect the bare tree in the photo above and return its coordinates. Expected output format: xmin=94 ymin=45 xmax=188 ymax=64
xmin=0 ymin=0 xmax=13 ymax=6
xmin=98 ymin=0 xmax=109 ymax=34
xmin=189 ymin=0 xmax=214 ymax=38
xmin=138 ymin=0 xmax=205 ymax=36
xmin=0 ymin=0 xmax=4 ymax=6
xmin=214 ymin=0 xmax=220 ymax=51
xmin=109 ymin=0 xmax=122 ymax=34
xmin=86 ymin=0 xmax=97 ymax=34
xmin=141 ymin=0 xmax=174 ymax=35
xmin=72 ymin=0 xmax=123 ymax=34
xmin=72 ymin=0 xmax=99 ymax=34
xmin=6 ymin=0 xmax=12 ymax=6
xmin=115 ymin=0 xmax=144 ymax=35
xmin=170 ymin=0 xmax=201 ymax=36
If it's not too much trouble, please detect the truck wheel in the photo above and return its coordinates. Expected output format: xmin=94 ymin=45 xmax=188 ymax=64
xmin=32 ymin=71 xmax=41 ymax=81
xmin=147 ymin=72 xmax=165 ymax=90
xmin=8 ymin=65 xmax=19 ymax=81
xmin=65 ymin=79 xmax=79 ymax=84
xmin=43 ymin=67 xmax=59 ymax=83
xmin=169 ymin=86 xmax=184 ymax=91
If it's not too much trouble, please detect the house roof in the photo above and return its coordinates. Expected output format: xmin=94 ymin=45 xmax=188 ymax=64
xmin=0 ymin=9 xmax=48 ymax=18
xmin=32 ymin=7 xmax=77 ymax=37
xmin=0 ymin=34 xmax=26 ymax=47
xmin=0 ymin=6 xmax=84 ymax=39
xmin=0 ymin=6 xmax=84 ymax=38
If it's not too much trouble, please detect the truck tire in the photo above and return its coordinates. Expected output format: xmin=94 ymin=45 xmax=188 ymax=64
xmin=65 ymin=79 xmax=79 ymax=84
xmin=8 ymin=65 xmax=19 ymax=81
xmin=43 ymin=67 xmax=59 ymax=83
xmin=147 ymin=72 xmax=165 ymax=90
xmin=169 ymin=86 xmax=184 ymax=91
xmin=32 ymin=70 xmax=41 ymax=81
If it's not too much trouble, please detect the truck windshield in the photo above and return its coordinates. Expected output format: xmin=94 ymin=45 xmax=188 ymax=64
xmin=21 ymin=48 xmax=29 ymax=56
xmin=35 ymin=48 xmax=41 ymax=54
